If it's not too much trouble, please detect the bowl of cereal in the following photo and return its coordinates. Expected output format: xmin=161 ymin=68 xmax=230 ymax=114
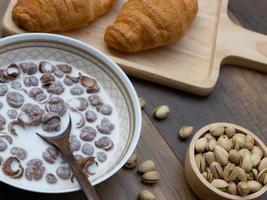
xmin=0 ymin=33 xmax=141 ymax=193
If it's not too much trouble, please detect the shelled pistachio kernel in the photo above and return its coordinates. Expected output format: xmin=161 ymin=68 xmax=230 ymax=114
xmin=153 ymin=105 xmax=170 ymax=120
xmin=138 ymin=190 xmax=156 ymax=200
xmin=179 ymin=125 xmax=193 ymax=140
xmin=124 ymin=153 xmax=138 ymax=169
xmin=139 ymin=97 xmax=146 ymax=109
xmin=139 ymin=160 xmax=156 ymax=173
xmin=142 ymin=171 xmax=160 ymax=184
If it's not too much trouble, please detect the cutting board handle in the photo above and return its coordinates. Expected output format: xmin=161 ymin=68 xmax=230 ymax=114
xmin=215 ymin=0 xmax=267 ymax=73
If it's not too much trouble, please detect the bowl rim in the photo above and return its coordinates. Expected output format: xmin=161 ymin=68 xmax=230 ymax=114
xmin=0 ymin=33 xmax=142 ymax=193
xmin=189 ymin=122 xmax=267 ymax=200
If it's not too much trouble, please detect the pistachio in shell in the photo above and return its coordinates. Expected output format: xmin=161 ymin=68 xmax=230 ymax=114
xmin=153 ymin=105 xmax=170 ymax=120
xmin=142 ymin=171 xmax=160 ymax=184
xmin=239 ymin=148 xmax=251 ymax=160
xmin=204 ymin=152 xmax=216 ymax=165
xmin=258 ymin=157 xmax=267 ymax=172
xmin=210 ymin=126 xmax=225 ymax=137
xmin=225 ymin=126 xmax=236 ymax=138
xmin=195 ymin=137 xmax=207 ymax=153
xmin=179 ymin=125 xmax=193 ymax=140
xmin=214 ymin=145 xmax=229 ymax=166
xmin=139 ymin=97 xmax=146 ymax=109
xmin=217 ymin=135 xmax=231 ymax=152
xmin=244 ymin=135 xmax=254 ymax=150
xmin=237 ymin=182 xmax=250 ymax=196
xmin=229 ymin=149 xmax=240 ymax=165
xmin=124 ymin=153 xmax=138 ymax=169
xmin=210 ymin=162 xmax=223 ymax=179
xmin=138 ymin=190 xmax=156 ymax=200
xmin=251 ymin=154 xmax=261 ymax=168
xmin=211 ymin=179 xmax=229 ymax=192
xmin=228 ymin=182 xmax=237 ymax=195
xmin=195 ymin=153 xmax=206 ymax=173
xmin=247 ymin=180 xmax=262 ymax=193
xmin=139 ymin=160 xmax=156 ymax=173
xmin=252 ymin=146 xmax=263 ymax=159
xmin=240 ymin=153 xmax=253 ymax=173
xmin=204 ymin=133 xmax=215 ymax=142
xmin=223 ymin=163 xmax=236 ymax=182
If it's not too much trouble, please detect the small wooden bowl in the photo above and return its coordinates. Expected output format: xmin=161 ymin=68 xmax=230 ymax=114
xmin=185 ymin=122 xmax=267 ymax=200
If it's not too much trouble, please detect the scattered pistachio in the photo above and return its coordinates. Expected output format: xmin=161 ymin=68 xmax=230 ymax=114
xmin=138 ymin=190 xmax=156 ymax=200
xmin=139 ymin=160 xmax=156 ymax=174
xmin=142 ymin=171 xmax=160 ymax=184
xmin=153 ymin=105 xmax=170 ymax=120
xmin=179 ymin=126 xmax=193 ymax=140
xmin=139 ymin=97 xmax=146 ymax=109
xmin=124 ymin=153 xmax=138 ymax=169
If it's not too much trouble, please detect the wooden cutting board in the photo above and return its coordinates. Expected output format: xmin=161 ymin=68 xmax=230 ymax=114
xmin=2 ymin=0 xmax=267 ymax=96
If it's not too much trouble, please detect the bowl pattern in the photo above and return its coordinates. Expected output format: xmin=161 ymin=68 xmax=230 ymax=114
xmin=0 ymin=34 xmax=141 ymax=193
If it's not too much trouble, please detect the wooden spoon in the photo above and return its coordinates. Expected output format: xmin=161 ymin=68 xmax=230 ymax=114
xmin=36 ymin=115 xmax=100 ymax=200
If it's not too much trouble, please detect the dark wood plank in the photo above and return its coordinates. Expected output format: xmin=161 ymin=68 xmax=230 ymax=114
xmin=0 ymin=113 xmax=196 ymax=200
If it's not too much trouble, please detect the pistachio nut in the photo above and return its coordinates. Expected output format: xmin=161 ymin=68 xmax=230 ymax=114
xmin=210 ymin=126 xmax=225 ymax=137
xmin=247 ymin=169 xmax=258 ymax=180
xmin=244 ymin=135 xmax=254 ymax=150
xmin=264 ymin=174 xmax=267 ymax=185
xmin=233 ymin=135 xmax=245 ymax=151
xmin=204 ymin=152 xmax=216 ymax=165
xmin=195 ymin=153 xmax=206 ymax=173
xmin=139 ymin=160 xmax=156 ymax=173
xmin=229 ymin=138 xmax=234 ymax=149
xmin=241 ymin=153 xmax=253 ymax=173
xmin=237 ymin=182 xmax=250 ymax=196
xmin=239 ymin=148 xmax=251 ymax=160
xmin=138 ymin=190 xmax=156 ymax=200
xmin=195 ymin=138 xmax=208 ymax=153
xmin=236 ymin=167 xmax=247 ymax=182
xmin=228 ymin=182 xmax=237 ymax=195
xmin=214 ymin=145 xmax=229 ymax=166
xmin=252 ymin=146 xmax=263 ymax=159
xmin=204 ymin=133 xmax=216 ymax=142
xmin=206 ymin=139 xmax=217 ymax=151
xmin=124 ymin=153 xmax=138 ymax=169
xmin=202 ymin=171 xmax=208 ymax=180
xmin=217 ymin=135 xmax=231 ymax=152
xmin=205 ymin=168 xmax=214 ymax=182
xmin=153 ymin=105 xmax=170 ymax=120
xmin=142 ymin=171 xmax=160 ymax=184
xmin=223 ymin=163 xmax=236 ymax=182
xmin=258 ymin=157 xmax=267 ymax=172
xmin=257 ymin=168 xmax=267 ymax=184
xmin=225 ymin=126 xmax=236 ymax=138
xmin=139 ymin=97 xmax=146 ymax=109
xmin=247 ymin=180 xmax=262 ymax=193
xmin=210 ymin=162 xmax=223 ymax=179
xmin=179 ymin=126 xmax=193 ymax=140
xmin=251 ymin=154 xmax=261 ymax=167
xmin=229 ymin=149 xmax=240 ymax=165
xmin=211 ymin=179 xmax=229 ymax=192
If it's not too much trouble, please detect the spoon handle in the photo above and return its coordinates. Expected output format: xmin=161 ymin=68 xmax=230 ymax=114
xmin=64 ymin=149 xmax=100 ymax=200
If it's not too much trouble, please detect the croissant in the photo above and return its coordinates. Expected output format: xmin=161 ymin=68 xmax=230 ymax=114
xmin=12 ymin=0 xmax=116 ymax=32
xmin=104 ymin=0 xmax=198 ymax=53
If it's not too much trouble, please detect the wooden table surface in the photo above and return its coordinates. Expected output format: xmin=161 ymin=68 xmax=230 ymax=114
xmin=1 ymin=0 xmax=267 ymax=199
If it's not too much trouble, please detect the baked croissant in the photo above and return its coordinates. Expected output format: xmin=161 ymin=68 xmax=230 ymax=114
xmin=12 ymin=0 xmax=116 ymax=32
xmin=104 ymin=0 xmax=198 ymax=53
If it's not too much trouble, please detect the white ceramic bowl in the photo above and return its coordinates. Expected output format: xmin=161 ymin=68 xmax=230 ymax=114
xmin=0 ymin=33 xmax=142 ymax=193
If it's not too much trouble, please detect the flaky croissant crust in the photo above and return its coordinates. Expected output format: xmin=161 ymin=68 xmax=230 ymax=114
xmin=104 ymin=0 xmax=198 ymax=53
xmin=12 ymin=0 xmax=115 ymax=32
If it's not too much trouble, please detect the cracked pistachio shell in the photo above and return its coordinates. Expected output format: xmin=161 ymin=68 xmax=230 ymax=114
xmin=217 ymin=135 xmax=231 ymax=152
xmin=179 ymin=126 xmax=193 ymax=140
xmin=153 ymin=105 xmax=170 ymax=119
xmin=142 ymin=171 xmax=160 ymax=184
xmin=247 ymin=169 xmax=258 ymax=180
xmin=223 ymin=163 xmax=236 ymax=182
xmin=237 ymin=167 xmax=247 ymax=182
xmin=204 ymin=152 xmax=216 ymax=165
xmin=247 ymin=180 xmax=262 ymax=193
xmin=239 ymin=148 xmax=251 ymax=160
xmin=195 ymin=153 xmax=206 ymax=173
xmin=214 ymin=145 xmax=229 ymax=166
xmin=139 ymin=160 xmax=156 ymax=173
xmin=138 ymin=190 xmax=156 ymax=200
xmin=210 ymin=162 xmax=223 ymax=179
xmin=210 ymin=126 xmax=225 ymax=137
xmin=244 ymin=135 xmax=254 ymax=150
xmin=202 ymin=171 xmax=208 ymax=180
xmin=206 ymin=139 xmax=217 ymax=151
xmin=225 ymin=126 xmax=236 ymax=138
xmin=237 ymin=182 xmax=250 ymax=196
xmin=241 ymin=153 xmax=253 ymax=172
xmin=204 ymin=133 xmax=216 ymax=142
xmin=257 ymin=168 xmax=267 ymax=184
xmin=211 ymin=179 xmax=229 ymax=192
xmin=195 ymin=137 xmax=208 ymax=153
xmin=251 ymin=154 xmax=261 ymax=167
xmin=229 ymin=149 xmax=240 ymax=165
xmin=233 ymin=134 xmax=245 ymax=151
xmin=258 ymin=157 xmax=267 ymax=172
xmin=124 ymin=153 xmax=138 ymax=169
xmin=252 ymin=146 xmax=263 ymax=159
xmin=228 ymin=182 xmax=237 ymax=195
